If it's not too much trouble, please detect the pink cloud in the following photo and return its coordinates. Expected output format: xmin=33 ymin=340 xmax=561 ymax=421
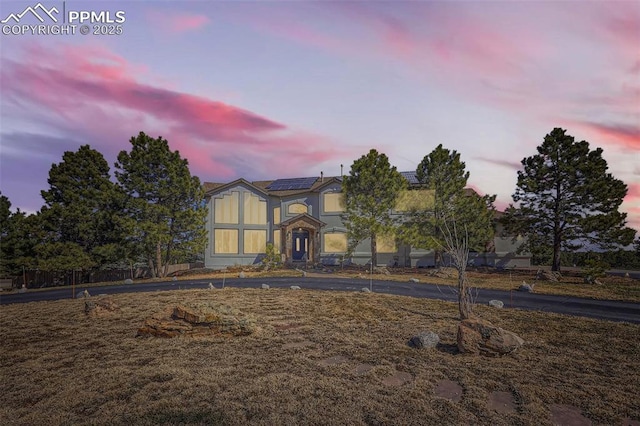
xmin=0 ymin=42 xmax=349 ymax=182
xmin=147 ymin=11 xmax=209 ymax=33
xmin=571 ymin=121 xmax=640 ymax=151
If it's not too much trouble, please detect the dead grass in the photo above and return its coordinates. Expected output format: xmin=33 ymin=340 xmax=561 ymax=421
xmin=1 ymin=287 xmax=638 ymax=425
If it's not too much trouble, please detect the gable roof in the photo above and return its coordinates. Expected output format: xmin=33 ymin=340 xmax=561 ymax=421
xmin=204 ymin=176 xmax=343 ymax=198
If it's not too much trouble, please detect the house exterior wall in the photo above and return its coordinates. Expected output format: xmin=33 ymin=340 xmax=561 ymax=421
xmin=204 ymin=181 xmax=530 ymax=269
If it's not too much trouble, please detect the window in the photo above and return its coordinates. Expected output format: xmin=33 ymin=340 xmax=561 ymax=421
xmin=273 ymin=230 xmax=281 ymax=252
xmin=377 ymin=233 xmax=396 ymax=253
xmin=214 ymin=192 xmax=239 ymax=224
xmin=395 ymin=189 xmax=434 ymax=212
xmin=273 ymin=207 xmax=281 ymax=225
xmin=323 ymin=192 xmax=344 ymax=213
xmin=288 ymin=203 xmax=307 ymax=214
xmin=244 ymin=192 xmax=267 ymax=225
xmin=244 ymin=230 xmax=267 ymax=254
xmin=214 ymin=229 xmax=238 ymax=254
xmin=323 ymin=232 xmax=347 ymax=253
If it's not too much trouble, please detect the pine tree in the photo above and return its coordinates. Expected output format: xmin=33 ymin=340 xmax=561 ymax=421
xmin=115 ymin=132 xmax=207 ymax=277
xmin=503 ymin=128 xmax=635 ymax=272
xmin=342 ymin=149 xmax=407 ymax=266
xmin=400 ymin=145 xmax=495 ymax=319
xmin=39 ymin=145 xmax=125 ymax=270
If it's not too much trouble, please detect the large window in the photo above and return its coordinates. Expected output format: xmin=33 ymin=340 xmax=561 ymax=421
xmin=273 ymin=230 xmax=281 ymax=252
xmin=214 ymin=229 xmax=238 ymax=254
xmin=244 ymin=192 xmax=267 ymax=225
xmin=323 ymin=192 xmax=344 ymax=213
xmin=395 ymin=189 xmax=434 ymax=212
xmin=214 ymin=192 xmax=239 ymax=224
xmin=288 ymin=203 xmax=307 ymax=214
xmin=323 ymin=232 xmax=347 ymax=253
xmin=377 ymin=233 xmax=396 ymax=253
xmin=273 ymin=207 xmax=281 ymax=224
xmin=244 ymin=230 xmax=267 ymax=254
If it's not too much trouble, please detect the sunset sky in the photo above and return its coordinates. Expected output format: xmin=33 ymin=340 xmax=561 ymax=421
xmin=1 ymin=0 xmax=638 ymax=233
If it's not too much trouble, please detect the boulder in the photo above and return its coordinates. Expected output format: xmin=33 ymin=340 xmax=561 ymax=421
xmin=361 ymin=287 xmax=371 ymax=293
xmin=124 ymin=278 xmax=133 ymax=285
xmin=488 ymin=300 xmax=504 ymax=309
xmin=409 ymin=331 xmax=440 ymax=349
xmin=290 ymin=285 xmax=301 ymax=290
xmin=518 ymin=282 xmax=534 ymax=293
xmin=238 ymin=271 xmax=245 ymax=278
xmin=457 ymin=318 xmax=524 ymax=356
xmin=409 ymin=278 xmax=420 ymax=283
xmin=536 ymin=269 xmax=561 ymax=282
xmin=137 ymin=302 xmax=256 ymax=338
xmin=208 ymin=283 xmax=215 ymax=290
xmin=261 ymin=283 xmax=270 ymax=290
xmin=85 ymin=297 xmax=119 ymax=317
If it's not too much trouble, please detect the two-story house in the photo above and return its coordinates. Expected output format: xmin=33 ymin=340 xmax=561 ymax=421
xmin=203 ymin=173 xmax=530 ymax=269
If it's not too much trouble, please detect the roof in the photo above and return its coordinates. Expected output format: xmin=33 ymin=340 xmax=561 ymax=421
xmin=204 ymin=176 xmax=343 ymax=198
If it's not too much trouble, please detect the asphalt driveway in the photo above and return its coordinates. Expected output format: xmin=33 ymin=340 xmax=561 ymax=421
xmin=1 ymin=276 xmax=639 ymax=324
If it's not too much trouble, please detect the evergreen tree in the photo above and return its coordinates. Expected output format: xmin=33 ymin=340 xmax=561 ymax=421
xmin=503 ymin=128 xmax=635 ymax=271
xmin=400 ymin=145 xmax=495 ymax=319
xmin=0 ymin=193 xmax=12 ymax=276
xmin=39 ymin=145 xmax=125 ymax=270
xmin=115 ymin=132 xmax=207 ymax=277
xmin=342 ymin=149 xmax=407 ymax=266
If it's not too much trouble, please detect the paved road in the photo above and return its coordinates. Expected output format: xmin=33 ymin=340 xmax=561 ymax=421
xmin=1 ymin=277 xmax=639 ymax=324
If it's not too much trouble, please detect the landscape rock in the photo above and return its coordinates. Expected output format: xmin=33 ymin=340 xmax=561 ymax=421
xmin=261 ymin=283 xmax=270 ymax=290
xmin=361 ymin=287 xmax=371 ymax=293
xmin=488 ymin=300 xmax=504 ymax=309
xmin=137 ymin=302 xmax=256 ymax=338
xmin=85 ymin=297 xmax=119 ymax=317
xmin=409 ymin=331 xmax=440 ymax=349
xmin=457 ymin=318 xmax=524 ymax=356
xmin=427 ymin=267 xmax=456 ymax=279
xmin=409 ymin=278 xmax=420 ymax=283
xmin=239 ymin=271 xmax=245 ymax=278
xmin=290 ymin=285 xmax=301 ymax=290
xmin=536 ymin=269 xmax=561 ymax=282
xmin=518 ymin=282 xmax=534 ymax=293
xmin=124 ymin=278 xmax=133 ymax=285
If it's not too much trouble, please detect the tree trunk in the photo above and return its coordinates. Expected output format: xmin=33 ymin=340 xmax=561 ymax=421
xmin=458 ymin=267 xmax=472 ymax=320
xmin=156 ymin=241 xmax=164 ymax=278
xmin=552 ymin=230 xmax=562 ymax=272
xmin=370 ymin=234 xmax=377 ymax=268
xmin=147 ymin=257 xmax=157 ymax=278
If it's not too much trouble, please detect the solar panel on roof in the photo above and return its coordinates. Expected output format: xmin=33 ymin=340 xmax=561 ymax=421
xmin=400 ymin=171 xmax=419 ymax=184
xmin=266 ymin=177 xmax=318 ymax=191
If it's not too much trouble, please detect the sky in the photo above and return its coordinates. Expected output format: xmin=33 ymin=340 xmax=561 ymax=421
xmin=0 ymin=0 xmax=639 ymax=233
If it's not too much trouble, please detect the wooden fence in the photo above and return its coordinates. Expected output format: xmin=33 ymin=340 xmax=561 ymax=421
xmin=9 ymin=263 xmax=204 ymax=289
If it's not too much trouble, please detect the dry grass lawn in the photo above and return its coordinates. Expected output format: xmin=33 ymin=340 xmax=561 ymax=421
xmin=1 ymin=287 xmax=638 ymax=425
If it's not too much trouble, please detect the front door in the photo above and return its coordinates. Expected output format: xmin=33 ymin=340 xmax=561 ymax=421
xmin=292 ymin=230 xmax=309 ymax=261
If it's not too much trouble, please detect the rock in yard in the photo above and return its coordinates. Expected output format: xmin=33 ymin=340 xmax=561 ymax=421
xmin=457 ymin=318 xmax=524 ymax=356
xmin=536 ymin=269 xmax=561 ymax=282
xmin=85 ymin=297 xmax=119 ymax=317
xmin=124 ymin=278 xmax=133 ymax=285
xmin=488 ymin=300 xmax=504 ymax=309
xmin=361 ymin=287 xmax=371 ymax=293
xmin=518 ymin=282 xmax=534 ymax=293
xmin=290 ymin=285 xmax=301 ymax=290
xmin=239 ymin=271 xmax=245 ymax=278
xmin=409 ymin=278 xmax=420 ymax=283
xmin=409 ymin=331 xmax=440 ymax=349
xmin=137 ymin=302 xmax=256 ymax=338
xmin=261 ymin=283 xmax=270 ymax=290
